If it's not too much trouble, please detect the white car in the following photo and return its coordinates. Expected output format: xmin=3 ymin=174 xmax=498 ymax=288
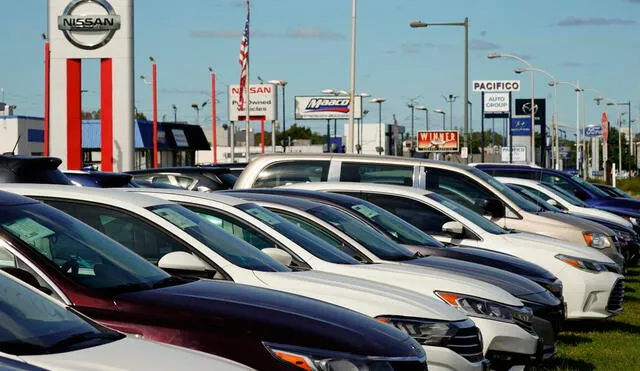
xmin=0 ymin=270 xmax=253 ymax=371
xmin=126 ymin=189 xmax=545 ymax=369
xmin=0 ymin=184 xmax=486 ymax=371
xmin=494 ymin=177 xmax=633 ymax=228
xmin=281 ymin=182 xmax=626 ymax=321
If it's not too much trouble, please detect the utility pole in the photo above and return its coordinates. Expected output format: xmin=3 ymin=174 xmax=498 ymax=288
xmin=443 ymin=94 xmax=458 ymax=130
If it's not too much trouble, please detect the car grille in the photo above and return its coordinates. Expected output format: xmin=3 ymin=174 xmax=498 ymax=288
xmin=445 ymin=325 xmax=484 ymax=363
xmin=607 ymin=279 xmax=625 ymax=313
xmin=514 ymin=317 xmax=536 ymax=335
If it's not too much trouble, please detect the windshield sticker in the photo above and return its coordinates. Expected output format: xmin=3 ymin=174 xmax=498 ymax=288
xmin=2 ymin=217 xmax=55 ymax=259
xmin=244 ymin=208 xmax=282 ymax=226
xmin=154 ymin=208 xmax=198 ymax=229
xmin=351 ymin=204 xmax=379 ymax=219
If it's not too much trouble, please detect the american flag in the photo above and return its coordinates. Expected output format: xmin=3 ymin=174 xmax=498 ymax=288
xmin=237 ymin=0 xmax=250 ymax=111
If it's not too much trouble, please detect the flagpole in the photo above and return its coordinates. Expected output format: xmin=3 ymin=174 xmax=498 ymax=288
xmin=245 ymin=0 xmax=251 ymax=162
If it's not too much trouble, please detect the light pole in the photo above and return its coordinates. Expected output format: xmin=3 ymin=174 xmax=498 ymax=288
xmin=322 ymin=89 xmax=349 ymax=151
xmin=268 ymin=80 xmax=288 ymax=151
xmin=610 ymin=101 xmax=632 ymax=172
xmin=442 ymin=94 xmax=458 ymax=129
xmin=411 ymin=18 xmax=469 ymax=162
xmin=348 ymin=0 xmax=357 ymax=154
xmin=208 ymin=67 xmax=218 ymax=163
xmin=607 ymin=102 xmax=624 ymax=176
xmin=140 ymin=55 xmax=158 ymax=168
xmin=408 ymin=102 xmax=416 ymax=143
xmin=488 ymin=53 xmax=535 ymax=165
xmin=434 ymin=109 xmax=446 ymax=129
xmin=356 ymin=92 xmax=370 ymax=152
xmin=416 ymin=106 xmax=429 ymax=131
xmin=370 ymin=98 xmax=385 ymax=155
xmin=171 ymin=104 xmax=177 ymax=123
xmin=516 ymin=67 xmax=557 ymax=169
xmin=191 ymin=101 xmax=207 ymax=125
xmin=549 ymin=81 xmax=581 ymax=172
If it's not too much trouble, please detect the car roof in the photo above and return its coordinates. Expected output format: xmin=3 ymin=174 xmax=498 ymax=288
xmin=281 ymin=181 xmax=433 ymax=197
xmin=224 ymin=191 xmax=325 ymax=211
xmin=0 ymin=184 xmax=168 ymax=208
xmin=0 ymin=154 xmax=63 ymax=170
xmin=127 ymin=166 xmax=232 ymax=175
xmin=227 ymin=188 xmax=362 ymax=207
xmin=122 ymin=188 xmax=249 ymax=206
xmin=0 ymin=189 xmax=40 ymax=206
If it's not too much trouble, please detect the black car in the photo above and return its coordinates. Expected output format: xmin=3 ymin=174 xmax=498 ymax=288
xmin=0 ymin=190 xmax=427 ymax=371
xmin=227 ymin=190 xmax=565 ymax=360
xmin=64 ymin=170 xmax=135 ymax=188
xmin=195 ymin=162 xmax=248 ymax=177
xmin=0 ymin=155 xmax=73 ymax=185
xmin=127 ymin=166 xmax=237 ymax=191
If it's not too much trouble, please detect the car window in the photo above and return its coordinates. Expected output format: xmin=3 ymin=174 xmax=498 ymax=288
xmin=487 ymin=169 xmax=535 ymax=180
xmin=424 ymin=168 xmax=499 ymax=214
xmin=277 ymin=213 xmax=347 ymax=251
xmin=517 ymin=184 xmax=568 ymax=211
xmin=540 ymin=174 xmax=581 ymax=196
xmin=0 ymin=202 xmax=169 ymax=293
xmin=0 ymin=272 xmax=121 ymax=356
xmin=0 ymin=247 xmax=63 ymax=302
xmin=253 ymin=161 xmax=330 ymax=188
xmin=570 ymin=175 xmax=611 ymax=198
xmin=425 ymin=193 xmax=509 ymax=235
xmin=45 ymin=201 xmax=191 ymax=267
xmin=175 ymin=176 xmax=196 ymax=189
xmin=188 ymin=207 xmax=275 ymax=250
xmin=540 ymin=182 xmax=590 ymax=207
xmin=151 ymin=175 xmax=172 ymax=185
xmin=339 ymin=162 xmax=413 ymax=185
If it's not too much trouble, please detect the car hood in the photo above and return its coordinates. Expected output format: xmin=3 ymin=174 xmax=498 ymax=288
xmin=324 ymin=263 xmax=523 ymax=307
xmin=539 ymin=211 xmax=614 ymax=235
xmin=114 ymin=279 xmax=423 ymax=358
xmin=20 ymin=337 xmax=253 ymax=371
xmin=499 ymin=232 xmax=615 ymax=263
xmin=588 ymin=196 xmax=640 ymax=212
xmin=253 ymin=270 xmax=467 ymax=321
xmin=403 ymin=256 xmax=547 ymax=298
xmin=405 ymin=244 xmax=557 ymax=281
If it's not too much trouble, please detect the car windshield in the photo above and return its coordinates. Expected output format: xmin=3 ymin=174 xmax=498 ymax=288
xmin=148 ymin=204 xmax=290 ymax=272
xmin=0 ymin=272 xmax=122 ymax=356
xmin=468 ymin=167 xmax=541 ymax=212
xmin=345 ymin=201 xmax=444 ymax=248
xmin=0 ymin=203 xmax=169 ymax=293
xmin=304 ymin=205 xmax=416 ymax=261
xmin=571 ymin=175 xmax=612 ymax=198
xmin=236 ymin=203 xmax=360 ymax=265
xmin=540 ymin=182 xmax=590 ymax=207
xmin=509 ymin=185 xmax=560 ymax=212
xmin=425 ymin=193 xmax=509 ymax=235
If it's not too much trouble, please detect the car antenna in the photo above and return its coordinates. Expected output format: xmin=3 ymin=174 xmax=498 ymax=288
xmin=2 ymin=135 xmax=20 ymax=155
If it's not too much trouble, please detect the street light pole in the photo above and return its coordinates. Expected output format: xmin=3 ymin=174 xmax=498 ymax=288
xmin=411 ymin=18 xmax=469 ymax=162
xmin=150 ymin=57 xmax=158 ymax=168
xmin=347 ymin=0 xmax=357 ymax=154
xmin=434 ymin=109 xmax=446 ymax=129
xmin=443 ymin=95 xmax=458 ymax=130
xmin=416 ymin=106 xmax=429 ymax=131
xmin=209 ymin=67 xmax=217 ymax=164
xmin=370 ymin=98 xmax=385 ymax=155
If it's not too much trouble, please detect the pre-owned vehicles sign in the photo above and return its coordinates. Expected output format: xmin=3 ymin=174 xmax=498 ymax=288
xmin=228 ymin=84 xmax=277 ymax=121
xmin=473 ymin=80 xmax=520 ymax=92
xmin=416 ymin=131 xmax=459 ymax=152
xmin=295 ymin=96 xmax=362 ymax=120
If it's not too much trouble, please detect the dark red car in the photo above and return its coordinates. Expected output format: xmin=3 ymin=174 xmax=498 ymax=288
xmin=0 ymin=190 xmax=427 ymax=371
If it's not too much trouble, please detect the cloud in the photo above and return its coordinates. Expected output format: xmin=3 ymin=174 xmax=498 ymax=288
xmin=190 ymin=27 xmax=344 ymax=39
xmin=555 ymin=17 xmax=637 ymax=26
xmin=480 ymin=30 xmax=488 ymax=37
xmin=470 ymin=39 xmax=501 ymax=50
xmin=562 ymin=62 xmax=584 ymax=67
xmin=628 ymin=0 xmax=640 ymax=3
xmin=401 ymin=42 xmax=422 ymax=54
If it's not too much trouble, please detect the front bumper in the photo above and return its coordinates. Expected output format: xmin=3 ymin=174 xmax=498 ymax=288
xmin=424 ymin=346 xmax=487 ymax=371
xmin=556 ymin=268 xmax=624 ymax=319
xmin=471 ymin=317 xmax=539 ymax=367
xmin=521 ymin=300 xmax=564 ymax=359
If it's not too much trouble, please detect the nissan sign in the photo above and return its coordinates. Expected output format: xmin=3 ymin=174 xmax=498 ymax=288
xmin=58 ymin=0 xmax=121 ymax=50
xmin=227 ymin=84 xmax=277 ymax=121
xmin=473 ymin=80 xmax=520 ymax=92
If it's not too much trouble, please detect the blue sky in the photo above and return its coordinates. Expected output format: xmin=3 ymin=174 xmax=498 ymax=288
xmin=1 ymin=0 xmax=639 ymax=139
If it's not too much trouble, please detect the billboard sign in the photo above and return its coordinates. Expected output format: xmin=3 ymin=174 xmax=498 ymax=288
xmin=515 ymin=99 xmax=546 ymax=123
xmin=416 ymin=130 xmax=459 ymax=152
xmin=510 ymin=117 xmax=532 ymax=136
xmin=483 ymin=92 xmax=510 ymax=113
xmin=295 ymin=96 xmax=362 ymax=120
xmin=501 ymin=146 xmax=527 ymax=162
xmin=227 ymin=84 xmax=277 ymax=121
xmin=472 ymin=80 xmax=520 ymax=92
xmin=584 ymin=125 xmax=602 ymax=138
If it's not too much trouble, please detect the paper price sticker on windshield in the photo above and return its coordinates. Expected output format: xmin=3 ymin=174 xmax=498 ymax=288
xmin=2 ymin=217 xmax=55 ymax=259
xmin=352 ymin=204 xmax=379 ymax=219
xmin=153 ymin=208 xmax=198 ymax=229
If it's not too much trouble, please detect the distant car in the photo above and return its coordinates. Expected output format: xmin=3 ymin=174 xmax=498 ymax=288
xmin=593 ymin=183 xmax=637 ymax=200
xmin=0 ymin=188 xmax=428 ymax=370
xmin=0 ymin=270 xmax=255 ymax=371
xmin=0 ymin=154 xmax=72 ymax=185
xmin=196 ymin=162 xmax=248 ymax=177
xmin=64 ymin=170 xmax=135 ymax=188
xmin=127 ymin=167 xmax=237 ymax=192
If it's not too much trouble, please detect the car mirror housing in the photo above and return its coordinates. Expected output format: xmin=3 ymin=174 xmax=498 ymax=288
xmin=158 ymin=251 xmax=207 ymax=272
xmin=442 ymin=221 xmax=464 ymax=236
xmin=262 ymin=248 xmax=293 ymax=266
xmin=547 ymin=198 xmax=559 ymax=207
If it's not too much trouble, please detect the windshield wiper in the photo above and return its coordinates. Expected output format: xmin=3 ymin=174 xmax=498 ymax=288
xmin=45 ymin=331 xmax=122 ymax=353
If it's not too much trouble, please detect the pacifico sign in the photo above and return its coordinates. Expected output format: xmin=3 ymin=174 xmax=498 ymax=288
xmin=58 ymin=0 xmax=121 ymax=50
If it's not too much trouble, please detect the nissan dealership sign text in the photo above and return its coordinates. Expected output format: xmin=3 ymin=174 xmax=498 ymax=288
xmin=227 ymin=84 xmax=277 ymax=121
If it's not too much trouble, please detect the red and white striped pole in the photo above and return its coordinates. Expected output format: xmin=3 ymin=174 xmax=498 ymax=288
xmin=43 ymin=40 xmax=50 ymax=156
xmin=151 ymin=57 xmax=158 ymax=168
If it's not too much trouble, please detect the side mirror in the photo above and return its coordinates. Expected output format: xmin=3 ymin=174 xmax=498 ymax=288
xmin=547 ymin=198 xmax=559 ymax=207
xmin=262 ymin=248 xmax=293 ymax=266
xmin=158 ymin=251 xmax=207 ymax=272
xmin=483 ymin=198 xmax=505 ymax=218
xmin=442 ymin=221 xmax=465 ymax=236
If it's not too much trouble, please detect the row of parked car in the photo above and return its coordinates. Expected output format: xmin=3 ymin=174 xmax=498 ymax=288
xmin=0 ymin=153 xmax=635 ymax=370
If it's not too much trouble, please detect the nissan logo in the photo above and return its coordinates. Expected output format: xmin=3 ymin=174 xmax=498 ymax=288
xmin=58 ymin=0 xmax=121 ymax=50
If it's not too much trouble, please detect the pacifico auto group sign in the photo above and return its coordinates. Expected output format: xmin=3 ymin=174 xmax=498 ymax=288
xmin=58 ymin=0 xmax=121 ymax=50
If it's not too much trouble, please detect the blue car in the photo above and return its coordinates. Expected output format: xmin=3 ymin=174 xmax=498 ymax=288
xmin=472 ymin=164 xmax=640 ymax=227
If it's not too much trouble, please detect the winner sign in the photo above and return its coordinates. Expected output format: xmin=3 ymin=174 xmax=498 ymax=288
xmin=416 ymin=131 xmax=460 ymax=152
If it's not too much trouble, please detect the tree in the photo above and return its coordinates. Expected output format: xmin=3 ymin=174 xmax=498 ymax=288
xmin=254 ymin=124 xmax=328 ymax=147
xmin=135 ymin=112 xmax=148 ymax=120
xmin=470 ymin=130 xmax=505 ymax=154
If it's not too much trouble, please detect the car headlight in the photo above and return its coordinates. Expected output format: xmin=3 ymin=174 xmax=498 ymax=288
xmin=434 ymin=292 xmax=532 ymax=325
xmin=264 ymin=343 xmax=423 ymax=371
xmin=375 ymin=316 xmax=457 ymax=346
xmin=583 ymin=232 xmax=612 ymax=249
xmin=555 ymin=254 xmax=608 ymax=273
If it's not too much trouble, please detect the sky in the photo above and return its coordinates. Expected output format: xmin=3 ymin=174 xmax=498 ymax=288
xmin=1 ymin=0 xmax=639 ymax=140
